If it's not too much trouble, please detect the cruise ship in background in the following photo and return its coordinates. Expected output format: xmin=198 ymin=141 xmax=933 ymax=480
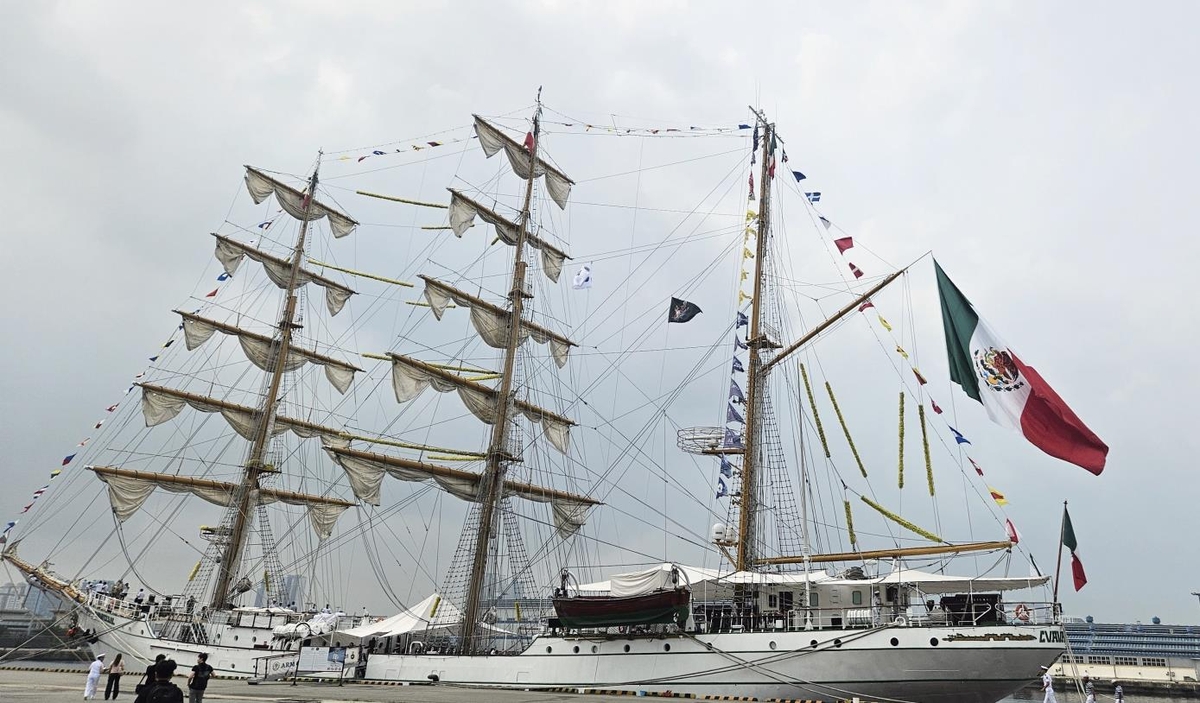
xmin=1054 ymin=614 xmax=1200 ymax=685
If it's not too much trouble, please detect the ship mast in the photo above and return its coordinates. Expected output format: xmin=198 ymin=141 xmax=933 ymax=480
xmin=459 ymin=97 xmax=543 ymax=651
xmin=736 ymin=111 xmax=773 ymax=572
xmin=211 ymin=159 xmax=322 ymax=609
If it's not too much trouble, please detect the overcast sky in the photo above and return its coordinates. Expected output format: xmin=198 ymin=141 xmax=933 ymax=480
xmin=2 ymin=1 xmax=1198 ymax=624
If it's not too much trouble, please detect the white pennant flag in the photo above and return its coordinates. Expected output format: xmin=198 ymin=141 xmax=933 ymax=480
xmin=573 ymin=264 xmax=592 ymax=290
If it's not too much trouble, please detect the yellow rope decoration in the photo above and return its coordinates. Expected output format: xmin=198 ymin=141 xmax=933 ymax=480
xmin=356 ymin=190 xmax=448 ymax=209
xmin=844 ymin=500 xmax=857 ymax=546
xmin=826 ymin=382 xmax=867 ymax=477
xmin=307 ymin=259 xmax=414 ymax=288
xmin=860 ymin=496 xmax=945 ymax=544
xmin=897 ymin=392 xmax=906 ymax=490
xmin=800 ymin=364 xmax=830 ymax=458
xmin=920 ymin=403 xmax=934 ymax=497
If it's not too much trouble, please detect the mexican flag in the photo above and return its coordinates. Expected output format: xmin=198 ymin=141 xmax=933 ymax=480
xmin=1062 ymin=506 xmax=1088 ymax=591
xmin=935 ymin=261 xmax=1108 ymax=474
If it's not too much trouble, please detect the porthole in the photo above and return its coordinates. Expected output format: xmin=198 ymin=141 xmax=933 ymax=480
xmin=704 ymin=642 xmax=713 ymax=650
xmin=890 ymin=637 xmax=899 ymax=647
xmin=810 ymin=639 xmax=818 ymax=648
xmin=252 ymin=637 xmax=257 ymax=643
xmin=834 ymin=639 xmax=842 ymax=648
xmin=623 ymin=644 xmax=631 ymax=653
xmin=663 ymin=643 xmax=671 ymax=652
xmin=769 ymin=641 xmax=777 ymax=650
xmin=591 ymin=645 xmax=598 ymax=653
xmin=233 ymin=635 xmax=239 ymax=641
xmin=546 ymin=646 xmax=553 ymax=654
xmin=930 ymin=638 xmax=939 ymax=647
xmin=573 ymin=646 xmax=580 ymax=654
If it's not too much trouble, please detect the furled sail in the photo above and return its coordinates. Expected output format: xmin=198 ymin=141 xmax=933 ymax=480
xmin=212 ymin=235 xmax=356 ymax=316
xmin=138 ymin=384 xmax=351 ymax=446
xmin=472 ymin=116 xmax=573 ymax=209
xmin=419 ymin=276 xmax=574 ymax=368
xmin=324 ymin=446 xmax=597 ymax=536
xmin=90 ymin=466 xmax=354 ymax=539
xmin=446 ymin=190 xmax=569 ymax=282
xmin=176 ymin=311 xmax=361 ymax=394
xmin=244 ymin=166 xmax=358 ymax=238
xmin=389 ymin=354 xmax=573 ymax=454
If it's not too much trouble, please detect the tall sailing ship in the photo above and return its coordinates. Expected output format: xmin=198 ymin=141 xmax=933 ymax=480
xmin=2 ymin=98 xmax=1080 ymax=702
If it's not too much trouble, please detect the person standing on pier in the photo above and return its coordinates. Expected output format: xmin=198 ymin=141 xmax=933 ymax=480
xmin=1082 ymin=675 xmax=1095 ymax=703
xmin=1113 ymin=680 xmax=1124 ymax=701
xmin=186 ymin=653 xmax=213 ymax=703
xmin=84 ymin=653 xmax=106 ymax=700
xmin=103 ymin=653 xmax=125 ymax=699
xmin=1039 ymin=665 xmax=1057 ymax=703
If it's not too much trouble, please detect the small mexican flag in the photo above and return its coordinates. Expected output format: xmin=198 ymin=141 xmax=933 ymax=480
xmin=935 ymin=260 xmax=1108 ymax=474
xmin=1062 ymin=505 xmax=1088 ymax=591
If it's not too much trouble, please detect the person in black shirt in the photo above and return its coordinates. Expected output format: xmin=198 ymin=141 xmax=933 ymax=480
xmin=137 ymin=655 xmax=166 ymax=695
xmin=186 ymin=653 xmax=214 ymax=703
xmin=134 ymin=660 xmax=182 ymax=703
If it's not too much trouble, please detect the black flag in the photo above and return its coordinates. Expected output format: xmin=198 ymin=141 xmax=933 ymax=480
xmin=668 ymin=297 xmax=702 ymax=324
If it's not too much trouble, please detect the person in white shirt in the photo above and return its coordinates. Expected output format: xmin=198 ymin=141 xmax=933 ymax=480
xmin=84 ymin=653 xmax=105 ymax=700
xmin=1113 ymin=680 xmax=1124 ymax=701
xmin=1083 ymin=674 xmax=1095 ymax=703
xmin=1040 ymin=665 xmax=1057 ymax=703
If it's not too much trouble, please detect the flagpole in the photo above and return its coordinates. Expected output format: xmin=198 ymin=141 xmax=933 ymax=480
xmin=1052 ymin=500 xmax=1067 ymax=615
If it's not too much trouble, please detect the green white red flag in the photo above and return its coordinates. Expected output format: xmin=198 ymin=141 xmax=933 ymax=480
xmin=935 ymin=261 xmax=1108 ymax=475
xmin=1062 ymin=506 xmax=1087 ymax=591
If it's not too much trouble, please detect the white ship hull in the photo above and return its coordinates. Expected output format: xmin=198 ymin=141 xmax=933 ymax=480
xmin=78 ymin=606 xmax=299 ymax=679
xmin=366 ymin=625 xmax=1063 ymax=703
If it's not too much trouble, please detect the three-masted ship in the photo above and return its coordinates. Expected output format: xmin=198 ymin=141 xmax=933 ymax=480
xmin=4 ymin=99 xmax=1068 ymax=702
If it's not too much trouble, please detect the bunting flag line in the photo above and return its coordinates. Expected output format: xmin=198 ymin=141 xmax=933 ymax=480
xmin=849 ymin=263 xmax=864 ymax=279
xmin=727 ymin=404 xmax=745 ymax=424
xmin=719 ymin=457 xmax=734 ymax=477
xmin=912 ymin=368 xmax=928 ymax=385
xmin=989 ymin=487 xmax=1009 ymax=506
xmin=792 ymin=170 xmax=806 ymax=183
xmin=736 ymin=311 xmax=748 ymax=328
xmin=729 ymin=381 xmax=745 ymax=405
xmin=950 ymin=427 xmax=971 ymax=445
xmin=205 ymin=288 xmax=218 ymax=298
xmin=716 ymin=478 xmax=728 ymax=499
xmin=256 ymin=219 xmax=275 ymax=230
xmin=877 ymin=315 xmax=892 ymax=331
xmin=819 ymin=216 xmax=831 ymax=230
xmin=49 ymin=469 xmax=61 ymax=479
xmin=930 ymin=399 xmax=943 ymax=414
xmin=748 ymin=172 xmax=755 ymax=201
xmin=106 ymin=403 xmax=119 ymax=412
xmin=94 ymin=419 xmax=104 ymax=430
xmin=732 ymin=357 xmax=745 ymax=373
xmin=858 ymin=301 xmax=875 ymax=312
xmin=723 ymin=428 xmax=743 ymax=449
xmin=734 ymin=335 xmax=748 ymax=350
xmin=77 ymin=438 xmax=90 ymax=447
xmin=969 ymin=458 xmax=985 ymax=476
xmin=62 ymin=454 xmax=76 ymax=466
xmin=805 ymin=192 xmax=822 ymax=203
xmin=834 ymin=237 xmax=854 ymax=254
xmin=217 ymin=272 xmax=232 ymax=281
xmin=896 ymin=346 xmax=909 ymax=359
